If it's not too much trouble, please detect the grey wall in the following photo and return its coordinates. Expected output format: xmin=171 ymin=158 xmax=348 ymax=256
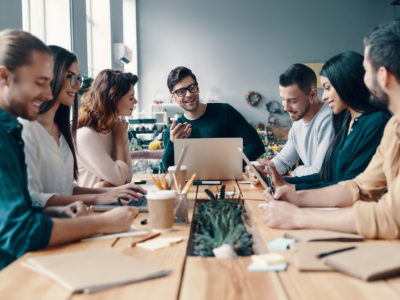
xmin=136 ymin=0 xmax=394 ymax=125
xmin=0 ymin=0 xmax=22 ymax=30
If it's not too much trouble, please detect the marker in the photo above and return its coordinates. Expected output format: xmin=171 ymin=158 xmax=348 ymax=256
xmin=316 ymin=246 xmax=356 ymax=259
xmin=193 ymin=180 xmax=222 ymax=185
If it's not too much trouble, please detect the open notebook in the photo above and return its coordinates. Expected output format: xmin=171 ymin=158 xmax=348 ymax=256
xmin=22 ymin=248 xmax=170 ymax=293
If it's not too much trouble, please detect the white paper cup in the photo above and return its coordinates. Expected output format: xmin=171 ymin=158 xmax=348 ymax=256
xmin=147 ymin=190 xmax=177 ymax=232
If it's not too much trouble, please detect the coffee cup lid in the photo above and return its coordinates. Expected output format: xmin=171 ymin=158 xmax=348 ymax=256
xmin=168 ymin=165 xmax=187 ymax=171
xmin=147 ymin=190 xmax=177 ymax=200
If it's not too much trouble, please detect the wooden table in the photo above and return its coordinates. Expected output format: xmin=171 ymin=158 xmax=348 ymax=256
xmin=1 ymin=179 xmax=400 ymax=300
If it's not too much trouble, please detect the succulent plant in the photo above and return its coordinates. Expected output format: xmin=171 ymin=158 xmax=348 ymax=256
xmin=193 ymin=185 xmax=253 ymax=257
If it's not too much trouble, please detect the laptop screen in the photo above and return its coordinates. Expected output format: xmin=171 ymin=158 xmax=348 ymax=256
xmin=174 ymin=138 xmax=243 ymax=180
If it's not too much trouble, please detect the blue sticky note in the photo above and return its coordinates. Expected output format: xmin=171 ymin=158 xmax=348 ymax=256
xmin=248 ymin=262 xmax=288 ymax=272
xmin=267 ymin=238 xmax=296 ymax=250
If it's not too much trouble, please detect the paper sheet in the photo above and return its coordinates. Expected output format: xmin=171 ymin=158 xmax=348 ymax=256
xmin=81 ymin=225 xmax=148 ymax=242
xmin=267 ymin=238 xmax=296 ymax=250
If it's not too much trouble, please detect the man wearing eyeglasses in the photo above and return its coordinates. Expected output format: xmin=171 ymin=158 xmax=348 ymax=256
xmin=162 ymin=66 xmax=265 ymax=169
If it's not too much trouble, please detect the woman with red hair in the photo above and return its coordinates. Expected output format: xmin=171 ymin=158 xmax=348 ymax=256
xmin=77 ymin=69 xmax=138 ymax=188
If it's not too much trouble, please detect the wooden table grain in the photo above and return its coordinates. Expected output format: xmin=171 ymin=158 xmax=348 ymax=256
xmin=1 ymin=179 xmax=400 ymax=300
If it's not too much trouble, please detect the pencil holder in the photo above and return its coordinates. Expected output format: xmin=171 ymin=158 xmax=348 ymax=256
xmin=175 ymin=193 xmax=188 ymax=224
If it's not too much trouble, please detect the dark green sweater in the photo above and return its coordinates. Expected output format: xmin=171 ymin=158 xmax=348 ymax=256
xmin=0 ymin=109 xmax=52 ymax=270
xmin=284 ymin=111 xmax=390 ymax=190
xmin=162 ymin=103 xmax=265 ymax=169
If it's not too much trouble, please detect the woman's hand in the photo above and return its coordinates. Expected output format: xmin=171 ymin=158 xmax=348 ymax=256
xmin=112 ymin=118 xmax=129 ymax=141
xmin=268 ymin=162 xmax=288 ymax=187
xmin=95 ymin=184 xmax=147 ymax=205
xmin=246 ymin=164 xmax=268 ymax=189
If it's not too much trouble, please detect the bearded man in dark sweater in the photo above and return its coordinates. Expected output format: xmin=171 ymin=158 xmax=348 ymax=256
xmin=162 ymin=66 xmax=265 ymax=169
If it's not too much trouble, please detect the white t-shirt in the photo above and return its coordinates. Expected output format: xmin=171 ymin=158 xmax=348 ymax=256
xmin=76 ymin=126 xmax=132 ymax=188
xmin=20 ymin=119 xmax=74 ymax=207
xmin=271 ymin=103 xmax=334 ymax=176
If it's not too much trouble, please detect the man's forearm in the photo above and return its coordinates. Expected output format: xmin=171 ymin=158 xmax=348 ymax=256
xmin=296 ymin=184 xmax=353 ymax=207
xmin=297 ymin=207 xmax=357 ymax=233
xmin=48 ymin=215 xmax=103 ymax=246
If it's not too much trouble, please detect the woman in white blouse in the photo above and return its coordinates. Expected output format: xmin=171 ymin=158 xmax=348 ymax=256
xmin=20 ymin=46 xmax=146 ymax=207
xmin=76 ymin=69 xmax=138 ymax=188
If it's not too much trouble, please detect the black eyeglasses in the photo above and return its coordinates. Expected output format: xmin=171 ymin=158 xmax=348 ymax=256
xmin=171 ymin=83 xmax=198 ymax=97
xmin=66 ymin=74 xmax=83 ymax=88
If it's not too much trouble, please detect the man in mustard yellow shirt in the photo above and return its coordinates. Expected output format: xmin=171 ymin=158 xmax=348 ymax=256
xmin=262 ymin=19 xmax=400 ymax=239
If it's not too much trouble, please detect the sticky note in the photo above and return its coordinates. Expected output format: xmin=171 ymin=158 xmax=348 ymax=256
xmin=267 ymin=238 xmax=296 ymax=250
xmin=248 ymin=261 xmax=288 ymax=272
xmin=137 ymin=237 xmax=183 ymax=250
xmin=251 ymin=253 xmax=286 ymax=265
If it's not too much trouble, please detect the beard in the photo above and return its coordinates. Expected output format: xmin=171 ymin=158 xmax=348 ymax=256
xmin=368 ymin=75 xmax=390 ymax=111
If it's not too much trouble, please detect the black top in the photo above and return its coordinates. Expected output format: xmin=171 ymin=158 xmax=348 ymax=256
xmin=285 ymin=111 xmax=390 ymax=190
xmin=162 ymin=103 xmax=265 ymax=169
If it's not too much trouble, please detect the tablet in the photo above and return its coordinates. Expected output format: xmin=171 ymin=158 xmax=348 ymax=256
xmin=237 ymin=147 xmax=270 ymax=191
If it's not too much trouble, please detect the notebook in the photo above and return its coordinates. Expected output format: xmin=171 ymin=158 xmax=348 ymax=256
xmin=324 ymin=242 xmax=400 ymax=281
xmin=174 ymin=138 xmax=243 ymax=180
xmin=284 ymin=229 xmax=364 ymax=242
xmin=22 ymin=248 xmax=170 ymax=293
xmin=290 ymin=242 xmax=361 ymax=271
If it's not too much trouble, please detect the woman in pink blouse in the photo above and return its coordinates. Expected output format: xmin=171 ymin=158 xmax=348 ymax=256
xmin=77 ymin=69 xmax=138 ymax=188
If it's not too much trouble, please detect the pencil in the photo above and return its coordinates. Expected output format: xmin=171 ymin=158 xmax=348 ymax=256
xmin=160 ymin=176 xmax=168 ymax=190
xmin=172 ymin=174 xmax=181 ymax=193
xmin=152 ymin=175 xmax=163 ymax=190
xmin=130 ymin=232 xmax=161 ymax=248
xmin=182 ymin=173 xmax=196 ymax=195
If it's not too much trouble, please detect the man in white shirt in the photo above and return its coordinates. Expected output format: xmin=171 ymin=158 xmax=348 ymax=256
xmin=270 ymin=64 xmax=334 ymax=176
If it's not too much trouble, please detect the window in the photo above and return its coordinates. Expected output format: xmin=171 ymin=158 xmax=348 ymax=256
xmin=86 ymin=0 xmax=111 ymax=76
xmin=22 ymin=0 xmax=71 ymax=50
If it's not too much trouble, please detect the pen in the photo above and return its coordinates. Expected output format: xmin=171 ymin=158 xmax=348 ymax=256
xmin=316 ymin=246 xmax=356 ymax=259
xmin=130 ymin=232 xmax=161 ymax=248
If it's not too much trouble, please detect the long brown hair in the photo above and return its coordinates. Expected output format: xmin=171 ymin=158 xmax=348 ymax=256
xmin=78 ymin=69 xmax=138 ymax=132
xmin=40 ymin=45 xmax=79 ymax=179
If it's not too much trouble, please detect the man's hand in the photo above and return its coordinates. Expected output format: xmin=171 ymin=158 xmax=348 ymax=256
xmin=43 ymin=201 xmax=88 ymax=218
xmin=99 ymin=206 xmax=139 ymax=234
xmin=262 ymin=200 xmax=302 ymax=229
xmin=95 ymin=184 xmax=148 ymax=204
xmin=169 ymin=120 xmax=192 ymax=143
xmin=246 ymin=164 xmax=268 ymax=189
xmin=268 ymin=162 xmax=287 ymax=186
xmin=263 ymin=184 xmax=298 ymax=205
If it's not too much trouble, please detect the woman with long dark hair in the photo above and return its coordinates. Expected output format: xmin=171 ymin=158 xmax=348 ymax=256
xmin=76 ymin=69 xmax=138 ymax=188
xmin=21 ymin=46 xmax=145 ymax=207
xmin=250 ymin=51 xmax=390 ymax=190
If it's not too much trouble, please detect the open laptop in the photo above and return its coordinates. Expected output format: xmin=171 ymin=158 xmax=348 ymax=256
xmin=174 ymin=138 xmax=243 ymax=180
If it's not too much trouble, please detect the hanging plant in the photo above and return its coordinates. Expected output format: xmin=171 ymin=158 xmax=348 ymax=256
xmin=245 ymin=91 xmax=261 ymax=106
